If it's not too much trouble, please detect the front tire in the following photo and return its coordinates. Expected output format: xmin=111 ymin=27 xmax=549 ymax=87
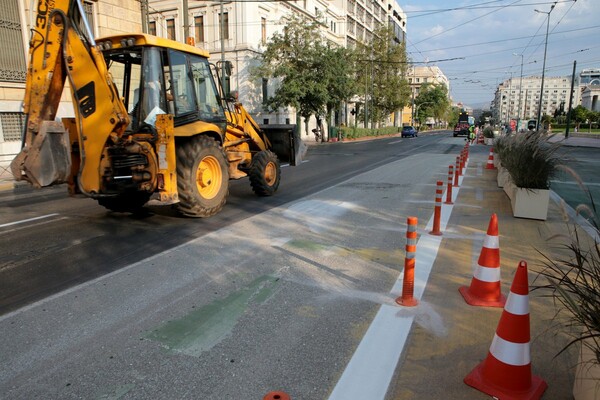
xmin=249 ymin=150 xmax=280 ymax=196
xmin=176 ymin=136 xmax=229 ymax=217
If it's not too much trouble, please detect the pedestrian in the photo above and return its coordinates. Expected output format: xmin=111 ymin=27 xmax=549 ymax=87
xmin=468 ymin=125 xmax=475 ymax=144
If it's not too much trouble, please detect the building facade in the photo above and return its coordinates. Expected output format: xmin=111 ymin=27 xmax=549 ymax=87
xmin=492 ymin=75 xmax=574 ymax=128
xmin=406 ymin=65 xmax=450 ymax=125
xmin=146 ymin=0 xmax=408 ymax=131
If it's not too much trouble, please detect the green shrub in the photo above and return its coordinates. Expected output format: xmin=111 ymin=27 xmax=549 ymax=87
xmin=339 ymin=126 xmax=400 ymax=140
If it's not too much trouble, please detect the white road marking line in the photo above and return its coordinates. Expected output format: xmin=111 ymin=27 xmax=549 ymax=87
xmin=328 ymin=175 xmax=459 ymax=400
xmin=0 ymin=213 xmax=60 ymax=228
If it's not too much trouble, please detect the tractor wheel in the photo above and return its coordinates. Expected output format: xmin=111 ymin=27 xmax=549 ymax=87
xmin=249 ymin=150 xmax=280 ymax=196
xmin=98 ymin=192 xmax=151 ymax=213
xmin=176 ymin=136 xmax=229 ymax=217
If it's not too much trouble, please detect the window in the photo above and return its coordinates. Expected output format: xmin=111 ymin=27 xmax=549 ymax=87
xmin=166 ymin=18 xmax=176 ymax=40
xmin=0 ymin=112 xmax=26 ymax=141
xmin=219 ymin=12 xmax=229 ymax=40
xmin=189 ymin=54 xmax=225 ymax=122
xmin=149 ymin=21 xmax=157 ymax=36
xmin=0 ymin=0 xmax=27 ymax=82
xmin=195 ymin=16 xmax=204 ymax=43
xmin=261 ymin=17 xmax=267 ymax=42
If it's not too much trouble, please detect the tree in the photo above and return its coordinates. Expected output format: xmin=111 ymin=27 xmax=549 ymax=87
xmin=570 ymin=105 xmax=589 ymax=131
xmin=478 ymin=111 xmax=493 ymax=126
xmin=252 ymin=13 xmax=357 ymax=140
xmin=414 ymin=83 xmax=450 ymax=127
xmin=355 ymin=26 xmax=410 ymax=127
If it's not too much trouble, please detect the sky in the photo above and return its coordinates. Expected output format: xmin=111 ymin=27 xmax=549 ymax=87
xmin=401 ymin=0 xmax=600 ymax=109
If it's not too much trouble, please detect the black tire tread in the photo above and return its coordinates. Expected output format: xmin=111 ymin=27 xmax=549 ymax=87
xmin=176 ymin=136 xmax=229 ymax=217
xmin=249 ymin=150 xmax=280 ymax=196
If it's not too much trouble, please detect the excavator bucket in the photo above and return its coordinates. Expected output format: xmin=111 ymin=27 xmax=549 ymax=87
xmin=11 ymin=121 xmax=72 ymax=187
xmin=260 ymin=124 xmax=306 ymax=166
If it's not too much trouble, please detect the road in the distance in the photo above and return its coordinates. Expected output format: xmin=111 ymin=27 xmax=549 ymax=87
xmin=0 ymin=131 xmax=458 ymax=315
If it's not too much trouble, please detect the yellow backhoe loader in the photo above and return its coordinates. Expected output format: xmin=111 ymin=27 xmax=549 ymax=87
xmin=11 ymin=0 xmax=302 ymax=217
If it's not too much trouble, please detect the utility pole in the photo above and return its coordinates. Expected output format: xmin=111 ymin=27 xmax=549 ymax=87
xmin=565 ymin=60 xmax=577 ymax=139
xmin=535 ymin=4 xmax=555 ymax=131
xmin=514 ymin=53 xmax=524 ymax=132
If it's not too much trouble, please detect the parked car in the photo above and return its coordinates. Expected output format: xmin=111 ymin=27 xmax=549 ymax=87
xmin=401 ymin=126 xmax=418 ymax=138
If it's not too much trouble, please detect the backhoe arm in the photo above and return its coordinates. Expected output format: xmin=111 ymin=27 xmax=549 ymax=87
xmin=11 ymin=0 xmax=130 ymax=191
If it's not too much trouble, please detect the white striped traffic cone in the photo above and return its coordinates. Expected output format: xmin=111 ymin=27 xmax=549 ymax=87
xmin=459 ymin=214 xmax=506 ymax=307
xmin=464 ymin=260 xmax=547 ymax=400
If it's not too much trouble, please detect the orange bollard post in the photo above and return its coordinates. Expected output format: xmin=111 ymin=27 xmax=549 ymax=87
xmin=445 ymin=165 xmax=454 ymax=205
xmin=430 ymin=181 xmax=443 ymax=235
xmin=263 ymin=392 xmax=291 ymax=400
xmin=396 ymin=216 xmax=418 ymax=307
xmin=454 ymin=157 xmax=460 ymax=186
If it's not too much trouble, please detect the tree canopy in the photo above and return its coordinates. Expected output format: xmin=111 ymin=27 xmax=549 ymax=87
xmin=252 ymin=13 xmax=356 ymax=131
xmin=414 ymin=83 xmax=450 ymax=126
xmin=355 ymin=26 xmax=410 ymax=126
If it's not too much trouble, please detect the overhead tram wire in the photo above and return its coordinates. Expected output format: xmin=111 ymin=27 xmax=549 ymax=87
xmin=406 ymin=0 xmax=575 ymax=18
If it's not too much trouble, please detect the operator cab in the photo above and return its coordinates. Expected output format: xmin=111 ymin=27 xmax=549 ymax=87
xmin=102 ymin=44 xmax=226 ymax=133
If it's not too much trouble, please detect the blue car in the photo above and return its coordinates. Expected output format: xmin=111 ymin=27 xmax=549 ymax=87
xmin=401 ymin=126 xmax=418 ymax=138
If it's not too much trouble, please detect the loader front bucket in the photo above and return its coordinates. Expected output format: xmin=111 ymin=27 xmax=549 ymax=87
xmin=11 ymin=121 xmax=72 ymax=187
xmin=260 ymin=124 xmax=306 ymax=166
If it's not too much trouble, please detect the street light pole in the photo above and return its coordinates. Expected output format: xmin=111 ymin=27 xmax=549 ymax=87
xmin=535 ymin=3 xmax=555 ymax=131
xmin=513 ymin=53 xmax=524 ymax=132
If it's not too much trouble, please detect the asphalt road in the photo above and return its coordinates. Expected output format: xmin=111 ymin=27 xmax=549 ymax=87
xmin=0 ymin=131 xmax=598 ymax=400
xmin=0 ymin=131 xmax=459 ymax=314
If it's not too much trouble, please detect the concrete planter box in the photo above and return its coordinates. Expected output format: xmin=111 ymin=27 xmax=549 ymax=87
xmin=573 ymin=338 xmax=600 ymax=400
xmin=497 ymin=166 xmax=509 ymax=188
xmin=504 ymin=181 xmax=549 ymax=220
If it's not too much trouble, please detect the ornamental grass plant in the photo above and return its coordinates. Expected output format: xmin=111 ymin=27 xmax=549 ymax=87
xmin=496 ymin=131 xmax=562 ymax=190
xmin=534 ymin=224 xmax=600 ymax=366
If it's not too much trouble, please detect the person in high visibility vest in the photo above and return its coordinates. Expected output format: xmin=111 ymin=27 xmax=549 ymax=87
xmin=468 ymin=125 xmax=476 ymax=144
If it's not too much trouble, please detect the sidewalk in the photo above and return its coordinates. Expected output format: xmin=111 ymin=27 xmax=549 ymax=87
xmin=387 ymin=143 xmax=581 ymax=399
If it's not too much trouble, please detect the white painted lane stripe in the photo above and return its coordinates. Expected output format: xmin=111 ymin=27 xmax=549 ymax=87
xmin=329 ymin=177 xmax=454 ymax=400
xmin=504 ymin=292 xmax=529 ymax=315
xmin=0 ymin=213 xmax=59 ymax=228
xmin=473 ymin=265 xmax=501 ymax=282
xmin=489 ymin=333 xmax=530 ymax=366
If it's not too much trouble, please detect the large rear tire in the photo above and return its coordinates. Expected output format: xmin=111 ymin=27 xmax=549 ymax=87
xmin=97 ymin=192 xmax=151 ymax=213
xmin=176 ymin=136 xmax=229 ymax=217
xmin=249 ymin=150 xmax=280 ymax=196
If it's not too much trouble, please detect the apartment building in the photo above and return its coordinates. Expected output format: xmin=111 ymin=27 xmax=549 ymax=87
xmin=405 ymin=65 xmax=450 ymax=125
xmin=146 ymin=0 xmax=407 ymax=130
xmin=0 ymin=0 xmax=143 ymax=169
xmin=492 ymin=75 xmax=574 ymax=127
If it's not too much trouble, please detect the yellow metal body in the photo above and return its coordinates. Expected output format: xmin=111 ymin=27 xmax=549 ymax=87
xmin=10 ymin=0 xmax=293 ymax=215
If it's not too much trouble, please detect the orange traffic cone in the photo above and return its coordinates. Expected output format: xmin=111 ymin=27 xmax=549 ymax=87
xmin=464 ymin=260 xmax=547 ymax=400
xmin=263 ymin=391 xmax=290 ymax=400
xmin=459 ymin=213 xmax=506 ymax=307
xmin=486 ymin=148 xmax=496 ymax=170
